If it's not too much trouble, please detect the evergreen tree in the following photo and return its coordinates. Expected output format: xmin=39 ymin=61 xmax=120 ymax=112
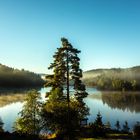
xmin=123 ymin=121 xmax=129 ymax=133
xmin=45 ymin=38 xmax=88 ymax=103
xmin=43 ymin=38 xmax=89 ymax=138
xmin=94 ymin=112 xmax=104 ymax=127
xmin=115 ymin=120 xmax=121 ymax=131
xmin=14 ymin=90 xmax=42 ymax=135
xmin=92 ymin=112 xmax=105 ymax=136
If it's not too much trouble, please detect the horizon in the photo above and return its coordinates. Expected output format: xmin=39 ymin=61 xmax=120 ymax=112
xmin=1 ymin=62 xmax=140 ymax=74
xmin=0 ymin=0 xmax=140 ymax=73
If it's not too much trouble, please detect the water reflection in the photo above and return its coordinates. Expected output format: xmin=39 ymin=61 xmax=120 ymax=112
xmin=0 ymin=88 xmax=42 ymax=132
xmin=0 ymin=93 xmax=25 ymax=107
xmin=0 ymin=102 xmax=23 ymax=132
xmin=0 ymin=88 xmax=140 ymax=132
xmin=89 ymin=91 xmax=140 ymax=113
xmin=102 ymin=92 xmax=140 ymax=113
xmin=0 ymin=88 xmax=41 ymax=107
xmin=86 ymin=91 xmax=140 ymax=130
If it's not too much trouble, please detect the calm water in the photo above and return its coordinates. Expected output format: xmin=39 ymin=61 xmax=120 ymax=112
xmin=0 ymin=87 xmax=140 ymax=132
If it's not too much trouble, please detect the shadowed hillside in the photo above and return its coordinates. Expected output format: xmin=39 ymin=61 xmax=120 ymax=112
xmin=0 ymin=64 xmax=44 ymax=87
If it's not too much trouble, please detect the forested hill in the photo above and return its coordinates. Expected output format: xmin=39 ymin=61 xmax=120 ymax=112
xmin=0 ymin=64 xmax=44 ymax=87
xmin=83 ymin=66 xmax=140 ymax=91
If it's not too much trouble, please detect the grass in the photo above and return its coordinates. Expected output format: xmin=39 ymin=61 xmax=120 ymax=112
xmin=79 ymin=138 xmax=104 ymax=140
xmin=79 ymin=138 xmax=97 ymax=140
xmin=79 ymin=133 xmax=134 ymax=140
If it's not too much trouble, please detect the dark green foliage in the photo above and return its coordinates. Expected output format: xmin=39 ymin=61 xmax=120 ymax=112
xmin=43 ymin=38 xmax=89 ymax=137
xmin=0 ymin=64 xmax=44 ymax=87
xmin=83 ymin=66 xmax=140 ymax=91
xmin=115 ymin=120 xmax=121 ymax=131
xmin=133 ymin=122 xmax=140 ymax=136
xmin=78 ymin=120 xmax=139 ymax=139
xmin=91 ymin=112 xmax=106 ymax=136
xmin=0 ymin=132 xmax=42 ymax=140
xmin=94 ymin=112 xmax=104 ymax=127
xmin=14 ymin=90 xmax=42 ymax=135
xmin=122 ymin=121 xmax=130 ymax=133
xmin=0 ymin=117 xmax=4 ymax=132
xmin=96 ymin=74 xmax=138 ymax=91
xmin=42 ymin=100 xmax=89 ymax=138
xmin=45 ymin=38 xmax=88 ymax=102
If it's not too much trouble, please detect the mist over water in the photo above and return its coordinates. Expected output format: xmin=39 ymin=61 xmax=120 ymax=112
xmin=0 ymin=87 xmax=140 ymax=132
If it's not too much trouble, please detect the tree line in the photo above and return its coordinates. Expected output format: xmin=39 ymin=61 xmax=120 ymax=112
xmin=0 ymin=64 xmax=44 ymax=87
xmin=83 ymin=67 xmax=140 ymax=91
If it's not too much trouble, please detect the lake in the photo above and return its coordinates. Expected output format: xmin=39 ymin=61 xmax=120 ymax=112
xmin=0 ymin=87 xmax=140 ymax=132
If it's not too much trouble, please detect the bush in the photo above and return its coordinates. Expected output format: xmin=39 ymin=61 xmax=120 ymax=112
xmin=133 ymin=122 xmax=140 ymax=136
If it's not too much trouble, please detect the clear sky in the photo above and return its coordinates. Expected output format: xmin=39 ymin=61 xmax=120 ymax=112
xmin=0 ymin=0 xmax=140 ymax=73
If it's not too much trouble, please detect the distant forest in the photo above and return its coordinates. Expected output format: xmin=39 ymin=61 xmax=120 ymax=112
xmin=0 ymin=64 xmax=44 ymax=87
xmin=83 ymin=66 xmax=140 ymax=91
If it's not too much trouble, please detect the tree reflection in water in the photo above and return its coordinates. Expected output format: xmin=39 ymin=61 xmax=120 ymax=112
xmin=101 ymin=92 xmax=140 ymax=113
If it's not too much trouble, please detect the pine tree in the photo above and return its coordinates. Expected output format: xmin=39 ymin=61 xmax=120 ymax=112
xmin=123 ymin=121 xmax=129 ymax=133
xmin=92 ymin=112 xmax=105 ymax=136
xmin=45 ymin=38 xmax=88 ymax=102
xmin=43 ymin=38 xmax=89 ymax=138
xmin=14 ymin=90 xmax=42 ymax=135
xmin=115 ymin=120 xmax=121 ymax=131
xmin=94 ymin=112 xmax=104 ymax=127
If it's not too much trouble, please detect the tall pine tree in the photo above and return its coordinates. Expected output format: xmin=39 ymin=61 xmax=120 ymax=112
xmin=43 ymin=38 xmax=89 ymax=138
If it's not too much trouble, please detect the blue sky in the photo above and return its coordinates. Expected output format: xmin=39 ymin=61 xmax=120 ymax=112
xmin=0 ymin=0 xmax=140 ymax=73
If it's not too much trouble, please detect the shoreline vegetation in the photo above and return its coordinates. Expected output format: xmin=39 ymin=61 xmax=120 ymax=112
xmin=0 ymin=111 xmax=140 ymax=140
xmin=1 ymin=63 xmax=140 ymax=92
xmin=83 ymin=66 xmax=140 ymax=91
